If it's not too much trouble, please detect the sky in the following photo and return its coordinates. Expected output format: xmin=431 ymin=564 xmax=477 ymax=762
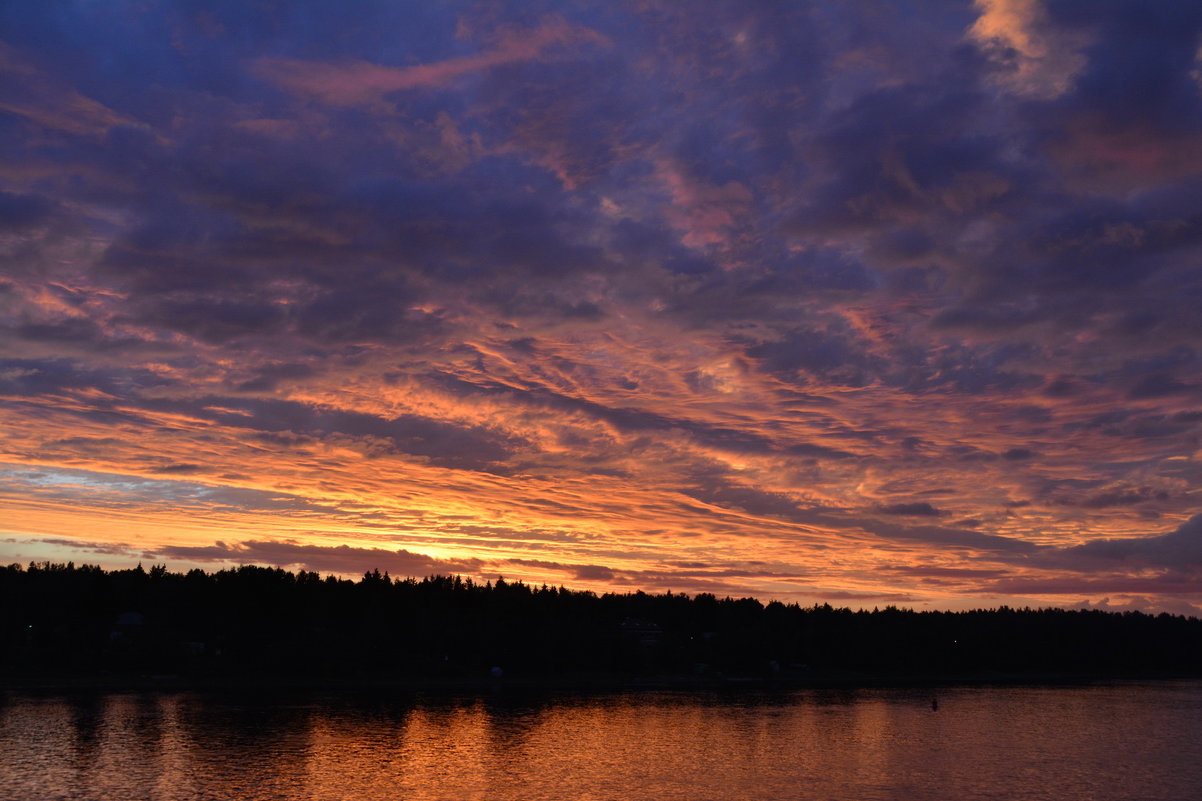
xmin=3 ymin=0 xmax=1202 ymax=615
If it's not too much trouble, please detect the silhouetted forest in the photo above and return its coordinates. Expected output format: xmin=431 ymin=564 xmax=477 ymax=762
xmin=3 ymin=562 xmax=1201 ymax=686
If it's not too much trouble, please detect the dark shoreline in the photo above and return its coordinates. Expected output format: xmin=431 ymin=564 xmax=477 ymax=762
xmin=9 ymin=565 xmax=1202 ymax=695
xmin=6 ymin=668 xmax=1200 ymax=696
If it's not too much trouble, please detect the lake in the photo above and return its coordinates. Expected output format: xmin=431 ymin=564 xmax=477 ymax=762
xmin=2 ymin=681 xmax=1200 ymax=800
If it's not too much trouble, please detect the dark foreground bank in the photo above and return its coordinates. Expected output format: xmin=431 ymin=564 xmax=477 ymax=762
xmin=3 ymin=562 xmax=1201 ymax=689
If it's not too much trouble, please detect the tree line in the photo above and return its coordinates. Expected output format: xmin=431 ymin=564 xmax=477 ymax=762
xmin=3 ymin=561 xmax=1200 ymax=683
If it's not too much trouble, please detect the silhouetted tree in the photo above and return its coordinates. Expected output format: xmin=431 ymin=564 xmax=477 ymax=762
xmin=2 ymin=562 xmax=1200 ymax=684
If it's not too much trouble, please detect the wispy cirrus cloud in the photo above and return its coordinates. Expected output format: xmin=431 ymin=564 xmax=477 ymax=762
xmin=256 ymin=17 xmax=609 ymax=105
xmin=0 ymin=43 xmax=148 ymax=137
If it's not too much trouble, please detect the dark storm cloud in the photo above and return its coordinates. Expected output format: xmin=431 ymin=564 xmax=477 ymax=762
xmin=1053 ymin=513 xmax=1202 ymax=570
xmin=1003 ymin=448 xmax=1036 ymax=461
xmin=878 ymin=502 xmax=943 ymax=517
xmin=966 ymin=515 xmax=1202 ymax=604
xmin=856 ymin=517 xmax=1040 ymax=555
xmin=986 ymin=574 xmax=1202 ymax=596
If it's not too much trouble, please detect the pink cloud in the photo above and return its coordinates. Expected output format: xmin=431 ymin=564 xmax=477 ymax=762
xmin=987 ymin=575 xmax=1202 ymax=596
xmin=655 ymin=159 xmax=752 ymax=250
xmin=256 ymin=17 xmax=609 ymax=105
xmin=1049 ymin=118 xmax=1202 ymax=192
xmin=0 ymin=43 xmax=145 ymax=137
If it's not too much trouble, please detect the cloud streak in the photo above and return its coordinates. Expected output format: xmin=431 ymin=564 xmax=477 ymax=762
xmin=256 ymin=17 xmax=609 ymax=105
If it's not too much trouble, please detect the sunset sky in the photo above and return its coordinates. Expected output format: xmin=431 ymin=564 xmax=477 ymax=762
xmin=3 ymin=0 xmax=1202 ymax=615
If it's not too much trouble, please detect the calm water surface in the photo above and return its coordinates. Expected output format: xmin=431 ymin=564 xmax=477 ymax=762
xmin=2 ymin=681 xmax=1200 ymax=801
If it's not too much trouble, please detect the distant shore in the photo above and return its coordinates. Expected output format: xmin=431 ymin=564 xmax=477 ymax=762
xmin=7 ymin=565 xmax=1201 ymax=694
xmin=6 ymin=667 xmax=1201 ymax=696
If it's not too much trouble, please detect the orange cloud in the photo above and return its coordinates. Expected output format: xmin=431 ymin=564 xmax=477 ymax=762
xmin=968 ymin=0 xmax=1088 ymax=99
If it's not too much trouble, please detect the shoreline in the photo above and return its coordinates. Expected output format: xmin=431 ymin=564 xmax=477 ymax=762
xmin=5 ymin=668 xmax=1200 ymax=696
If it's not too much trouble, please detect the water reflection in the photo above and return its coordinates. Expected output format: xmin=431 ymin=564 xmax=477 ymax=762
xmin=1 ymin=683 xmax=1200 ymax=801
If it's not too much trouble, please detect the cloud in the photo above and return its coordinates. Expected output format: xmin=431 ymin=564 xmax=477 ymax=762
xmin=0 ymin=191 xmax=58 ymax=231
xmin=0 ymin=465 xmax=338 ymax=516
xmin=1078 ymin=486 xmax=1168 ymax=509
xmin=986 ymin=575 xmax=1202 ymax=596
xmin=884 ymin=565 xmax=1010 ymax=579
xmin=968 ymin=0 xmax=1088 ymax=99
xmin=1054 ymin=513 xmax=1202 ymax=570
xmin=1069 ymin=595 xmax=1202 ymax=618
xmin=861 ymin=519 xmax=1039 ymax=555
xmin=878 ymin=502 xmax=942 ymax=517
xmin=256 ymin=17 xmax=609 ymax=105
xmin=654 ymin=159 xmax=753 ymax=250
xmin=155 ymin=539 xmax=485 ymax=577
xmin=571 ymin=563 xmax=616 ymax=581
xmin=0 ymin=43 xmax=148 ymax=136
xmin=20 ymin=536 xmax=142 ymax=558
xmin=181 ymin=396 xmax=528 ymax=472
xmin=1003 ymin=447 xmax=1036 ymax=460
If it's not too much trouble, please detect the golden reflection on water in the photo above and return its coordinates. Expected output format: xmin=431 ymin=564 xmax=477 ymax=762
xmin=2 ymin=684 xmax=1201 ymax=801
